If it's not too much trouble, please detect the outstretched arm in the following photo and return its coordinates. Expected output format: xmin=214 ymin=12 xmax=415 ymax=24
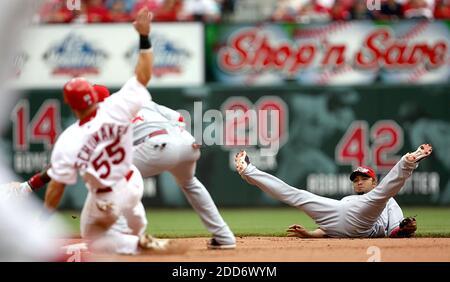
xmin=44 ymin=180 xmax=66 ymax=211
xmin=133 ymin=7 xmax=154 ymax=86
xmin=21 ymin=166 xmax=51 ymax=193
xmin=287 ymin=224 xmax=327 ymax=238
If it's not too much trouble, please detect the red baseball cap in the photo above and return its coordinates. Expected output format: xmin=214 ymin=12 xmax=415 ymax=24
xmin=349 ymin=166 xmax=377 ymax=181
xmin=63 ymin=78 xmax=98 ymax=111
xmin=93 ymin=84 xmax=110 ymax=102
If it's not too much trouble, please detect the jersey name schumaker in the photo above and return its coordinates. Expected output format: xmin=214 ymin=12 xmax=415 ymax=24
xmin=75 ymin=123 xmax=129 ymax=170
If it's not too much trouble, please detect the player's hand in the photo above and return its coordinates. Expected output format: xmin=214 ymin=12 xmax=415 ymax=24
xmin=286 ymin=224 xmax=310 ymax=238
xmin=398 ymin=217 xmax=417 ymax=237
xmin=133 ymin=7 xmax=153 ymax=36
xmin=19 ymin=182 xmax=33 ymax=194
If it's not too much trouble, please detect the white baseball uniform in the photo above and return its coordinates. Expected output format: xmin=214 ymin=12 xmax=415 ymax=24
xmin=48 ymin=77 xmax=150 ymax=254
xmin=132 ymin=100 xmax=236 ymax=246
xmin=240 ymin=155 xmax=416 ymax=237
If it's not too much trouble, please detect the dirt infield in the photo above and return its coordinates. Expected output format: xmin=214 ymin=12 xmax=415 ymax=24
xmin=61 ymin=237 xmax=450 ymax=262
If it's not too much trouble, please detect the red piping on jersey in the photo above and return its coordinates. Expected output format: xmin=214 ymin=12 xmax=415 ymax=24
xmin=79 ymin=108 xmax=98 ymax=126
xmin=132 ymin=116 xmax=144 ymax=124
xmin=95 ymin=170 xmax=134 ymax=194
xmin=125 ymin=169 xmax=134 ymax=181
xmin=148 ymin=129 xmax=168 ymax=138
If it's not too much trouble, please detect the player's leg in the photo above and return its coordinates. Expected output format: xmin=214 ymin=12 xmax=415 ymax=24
xmin=364 ymin=144 xmax=432 ymax=205
xmin=80 ymin=169 xmax=139 ymax=249
xmin=235 ymin=151 xmax=341 ymax=230
xmin=79 ymin=192 xmax=139 ymax=254
xmin=119 ymin=166 xmax=148 ymax=236
xmin=116 ymin=166 xmax=174 ymax=252
xmin=169 ymin=148 xmax=236 ymax=248
xmin=80 ymin=192 xmax=119 ymax=239
xmin=87 ymin=215 xmax=172 ymax=255
xmin=350 ymin=144 xmax=432 ymax=229
xmin=81 ymin=171 xmax=168 ymax=254
xmin=122 ymin=202 xmax=147 ymax=236
xmin=88 ymin=227 xmax=141 ymax=255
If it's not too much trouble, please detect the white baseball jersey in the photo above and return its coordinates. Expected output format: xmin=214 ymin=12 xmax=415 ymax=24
xmin=48 ymin=77 xmax=150 ymax=190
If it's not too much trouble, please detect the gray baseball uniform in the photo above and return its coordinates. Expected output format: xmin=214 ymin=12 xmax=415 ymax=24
xmin=132 ymin=100 xmax=235 ymax=245
xmin=240 ymin=156 xmax=417 ymax=237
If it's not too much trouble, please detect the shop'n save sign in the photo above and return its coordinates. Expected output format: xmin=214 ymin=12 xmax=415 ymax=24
xmin=212 ymin=21 xmax=450 ymax=85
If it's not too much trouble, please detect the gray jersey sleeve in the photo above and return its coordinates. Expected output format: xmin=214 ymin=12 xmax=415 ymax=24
xmin=154 ymin=104 xmax=182 ymax=122
xmin=131 ymin=100 xmax=180 ymax=144
xmin=386 ymin=198 xmax=404 ymax=235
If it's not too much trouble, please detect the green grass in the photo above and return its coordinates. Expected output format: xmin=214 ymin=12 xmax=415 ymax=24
xmin=401 ymin=207 xmax=450 ymax=237
xmin=59 ymin=207 xmax=450 ymax=238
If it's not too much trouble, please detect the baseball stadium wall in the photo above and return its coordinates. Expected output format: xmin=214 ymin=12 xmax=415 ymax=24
xmin=4 ymin=21 xmax=450 ymax=209
xmin=5 ymin=84 xmax=449 ymax=209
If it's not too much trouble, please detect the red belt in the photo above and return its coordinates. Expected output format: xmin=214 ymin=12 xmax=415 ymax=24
xmin=133 ymin=129 xmax=169 ymax=146
xmin=148 ymin=129 xmax=168 ymax=138
xmin=96 ymin=170 xmax=134 ymax=194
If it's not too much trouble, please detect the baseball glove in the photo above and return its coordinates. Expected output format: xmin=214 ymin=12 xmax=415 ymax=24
xmin=397 ymin=217 xmax=417 ymax=238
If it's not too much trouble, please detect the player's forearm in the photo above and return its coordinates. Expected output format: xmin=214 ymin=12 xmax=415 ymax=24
xmin=389 ymin=226 xmax=413 ymax=238
xmin=288 ymin=226 xmax=327 ymax=238
xmin=308 ymin=228 xmax=327 ymax=238
xmin=133 ymin=8 xmax=153 ymax=86
xmin=389 ymin=227 xmax=401 ymax=238
xmin=135 ymin=49 xmax=153 ymax=86
xmin=27 ymin=166 xmax=51 ymax=191
xmin=44 ymin=180 xmax=65 ymax=211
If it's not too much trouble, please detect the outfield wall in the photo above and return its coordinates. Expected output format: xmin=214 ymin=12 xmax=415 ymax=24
xmin=5 ymin=84 xmax=449 ymax=208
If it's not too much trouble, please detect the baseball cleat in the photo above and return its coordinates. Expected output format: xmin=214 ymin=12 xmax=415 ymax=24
xmin=234 ymin=150 xmax=250 ymax=175
xmin=207 ymin=238 xmax=236 ymax=250
xmin=405 ymin=144 xmax=433 ymax=163
xmin=139 ymin=234 xmax=171 ymax=251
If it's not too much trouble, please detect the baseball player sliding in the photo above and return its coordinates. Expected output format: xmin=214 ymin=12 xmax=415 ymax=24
xmin=235 ymin=144 xmax=432 ymax=238
xmin=99 ymin=86 xmax=236 ymax=248
xmin=13 ymin=34 xmax=236 ymax=251
xmin=17 ymin=79 xmax=236 ymax=250
xmin=95 ymin=74 xmax=237 ymax=249
xmin=40 ymin=7 xmax=171 ymax=255
xmin=14 ymin=94 xmax=237 ymax=250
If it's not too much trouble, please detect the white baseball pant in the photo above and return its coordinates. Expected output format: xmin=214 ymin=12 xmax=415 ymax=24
xmin=80 ymin=165 xmax=147 ymax=254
